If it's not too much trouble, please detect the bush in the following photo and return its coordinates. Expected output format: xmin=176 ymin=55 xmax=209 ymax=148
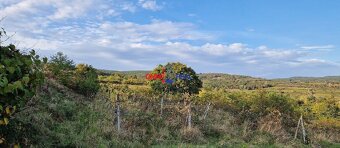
xmin=224 ymin=91 xmax=298 ymax=129
xmin=0 ymin=44 xmax=45 ymax=146
xmin=74 ymin=64 xmax=100 ymax=97
xmin=46 ymin=53 xmax=100 ymax=97
xmin=180 ymin=127 xmax=204 ymax=143
xmin=45 ymin=52 xmax=75 ymax=87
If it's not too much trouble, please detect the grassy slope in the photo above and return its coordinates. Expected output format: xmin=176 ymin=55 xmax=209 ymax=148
xmin=13 ymin=79 xmax=120 ymax=147
xmin=20 ymin=71 xmax=339 ymax=147
xmin=15 ymin=79 xmax=307 ymax=147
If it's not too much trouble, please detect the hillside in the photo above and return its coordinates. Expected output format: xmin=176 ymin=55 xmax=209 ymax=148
xmin=5 ymin=68 xmax=340 ymax=147
xmin=275 ymin=76 xmax=340 ymax=82
xmin=11 ymin=79 xmax=118 ymax=147
xmin=199 ymin=73 xmax=273 ymax=90
xmin=98 ymin=69 xmax=150 ymax=77
xmin=29 ymin=79 xmax=340 ymax=147
xmin=98 ymin=70 xmax=274 ymax=90
xmin=14 ymin=79 xmax=338 ymax=147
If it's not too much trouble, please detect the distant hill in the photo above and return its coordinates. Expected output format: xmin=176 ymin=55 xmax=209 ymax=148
xmin=97 ymin=69 xmax=340 ymax=87
xmin=97 ymin=69 xmax=150 ymax=77
xmin=275 ymin=76 xmax=340 ymax=82
xmin=97 ymin=69 xmax=119 ymax=75
xmin=198 ymin=73 xmax=273 ymax=90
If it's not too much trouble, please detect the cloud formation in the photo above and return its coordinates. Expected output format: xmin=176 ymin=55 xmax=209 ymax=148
xmin=300 ymin=45 xmax=334 ymax=50
xmin=0 ymin=0 xmax=339 ymax=78
xmin=138 ymin=0 xmax=162 ymax=11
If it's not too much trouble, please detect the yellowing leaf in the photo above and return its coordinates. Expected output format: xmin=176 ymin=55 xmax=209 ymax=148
xmin=14 ymin=144 xmax=20 ymax=148
xmin=0 ymin=120 xmax=4 ymax=125
xmin=4 ymin=118 xmax=9 ymax=125
xmin=5 ymin=106 xmax=11 ymax=114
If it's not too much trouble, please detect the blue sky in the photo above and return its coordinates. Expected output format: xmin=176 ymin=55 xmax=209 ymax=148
xmin=1 ymin=0 xmax=339 ymax=78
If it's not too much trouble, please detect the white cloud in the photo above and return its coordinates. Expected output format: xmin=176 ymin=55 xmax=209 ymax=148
xmin=300 ymin=45 xmax=334 ymax=50
xmin=1 ymin=0 xmax=339 ymax=78
xmin=288 ymin=58 xmax=340 ymax=67
xmin=121 ymin=2 xmax=137 ymax=13
xmin=261 ymin=50 xmax=299 ymax=59
xmin=199 ymin=43 xmax=246 ymax=56
xmin=138 ymin=0 xmax=162 ymax=11
xmin=95 ymin=20 xmax=212 ymax=46
xmin=48 ymin=0 xmax=93 ymax=20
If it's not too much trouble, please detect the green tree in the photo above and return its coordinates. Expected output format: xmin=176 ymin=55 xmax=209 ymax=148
xmin=46 ymin=53 xmax=99 ymax=97
xmin=149 ymin=62 xmax=202 ymax=95
xmin=46 ymin=52 xmax=75 ymax=86
xmin=48 ymin=52 xmax=75 ymax=75
xmin=148 ymin=62 xmax=202 ymax=128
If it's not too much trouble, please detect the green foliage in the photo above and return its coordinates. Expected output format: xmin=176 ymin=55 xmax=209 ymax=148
xmin=122 ymin=76 xmax=146 ymax=85
xmin=99 ymin=74 xmax=124 ymax=84
xmin=74 ymin=64 xmax=100 ymax=97
xmin=99 ymin=73 xmax=146 ymax=85
xmin=319 ymin=141 xmax=340 ymax=148
xmin=149 ymin=62 xmax=202 ymax=95
xmin=249 ymin=91 xmax=296 ymax=117
xmin=200 ymin=73 xmax=274 ymax=90
xmin=45 ymin=52 xmax=75 ymax=86
xmin=0 ymin=43 xmax=45 ymax=146
xmin=46 ymin=52 xmax=100 ymax=97
xmin=48 ymin=52 xmax=75 ymax=76
xmin=10 ymin=80 xmax=117 ymax=147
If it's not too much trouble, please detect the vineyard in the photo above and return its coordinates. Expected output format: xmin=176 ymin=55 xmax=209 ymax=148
xmin=0 ymin=42 xmax=339 ymax=147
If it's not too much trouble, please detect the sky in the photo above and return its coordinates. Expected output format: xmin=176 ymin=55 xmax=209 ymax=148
xmin=1 ymin=0 xmax=339 ymax=78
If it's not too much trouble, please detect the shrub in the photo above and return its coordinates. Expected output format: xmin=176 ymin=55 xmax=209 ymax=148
xmin=0 ymin=44 xmax=45 ymax=146
xmin=180 ymin=127 xmax=204 ymax=143
xmin=225 ymin=91 xmax=298 ymax=129
xmin=74 ymin=64 xmax=100 ymax=97
xmin=45 ymin=52 xmax=75 ymax=87
xmin=46 ymin=53 xmax=100 ymax=97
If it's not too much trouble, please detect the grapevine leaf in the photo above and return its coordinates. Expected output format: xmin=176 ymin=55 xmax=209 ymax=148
xmin=7 ymin=66 xmax=15 ymax=74
xmin=22 ymin=76 xmax=30 ymax=84
xmin=5 ymin=106 xmax=10 ymax=114
xmin=13 ymin=81 xmax=23 ymax=90
xmin=4 ymin=83 xmax=14 ymax=93
xmin=0 ymin=76 xmax=8 ymax=87
xmin=4 ymin=118 xmax=9 ymax=125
